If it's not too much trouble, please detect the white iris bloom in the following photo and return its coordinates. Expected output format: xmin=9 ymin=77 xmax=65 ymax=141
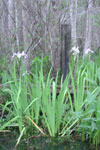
xmin=70 ymin=46 xmax=80 ymax=55
xmin=84 ymin=48 xmax=94 ymax=55
xmin=12 ymin=53 xmax=17 ymax=58
xmin=16 ymin=51 xmax=22 ymax=59
xmin=12 ymin=51 xmax=27 ymax=59
xmin=21 ymin=51 xmax=27 ymax=59
xmin=22 ymin=70 xmax=29 ymax=76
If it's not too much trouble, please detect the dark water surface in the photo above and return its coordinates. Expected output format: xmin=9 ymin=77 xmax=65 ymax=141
xmin=0 ymin=133 xmax=96 ymax=150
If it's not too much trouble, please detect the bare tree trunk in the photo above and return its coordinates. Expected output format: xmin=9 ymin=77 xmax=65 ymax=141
xmin=15 ymin=0 xmax=24 ymax=52
xmin=83 ymin=0 xmax=93 ymax=54
xmin=22 ymin=0 xmax=31 ymax=72
xmin=47 ymin=0 xmax=62 ymax=74
xmin=70 ymin=0 xmax=77 ymax=47
xmin=8 ymin=0 xmax=16 ymax=52
xmin=1 ymin=0 xmax=9 ymax=54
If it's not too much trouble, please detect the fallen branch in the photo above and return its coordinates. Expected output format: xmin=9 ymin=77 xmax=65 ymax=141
xmin=26 ymin=38 xmax=42 ymax=54
xmin=26 ymin=115 xmax=46 ymax=136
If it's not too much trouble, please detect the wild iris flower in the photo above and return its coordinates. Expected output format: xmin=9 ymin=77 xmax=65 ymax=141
xmin=12 ymin=51 xmax=27 ymax=60
xmin=70 ymin=46 xmax=80 ymax=55
xmin=84 ymin=48 xmax=94 ymax=56
xmin=22 ymin=70 xmax=29 ymax=76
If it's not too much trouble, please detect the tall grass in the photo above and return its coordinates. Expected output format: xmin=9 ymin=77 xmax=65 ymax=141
xmin=0 ymin=58 xmax=75 ymax=137
xmin=40 ymin=68 xmax=70 ymax=136
xmin=0 ymin=58 xmax=38 ymax=133
xmin=1 ymin=53 xmax=100 ymax=147
xmin=69 ymin=63 xmax=86 ymax=112
xmin=65 ymin=55 xmax=100 ymax=146
xmin=69 ymin=56 xmax=100 ymax=145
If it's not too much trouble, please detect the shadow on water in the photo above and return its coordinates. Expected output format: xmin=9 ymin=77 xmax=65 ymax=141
xmin=0 ymin=133 xmax=96 ymax=150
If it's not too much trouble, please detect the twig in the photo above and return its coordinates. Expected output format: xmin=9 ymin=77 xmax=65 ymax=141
xmin=26 ymin=115 xmax=46 ymax=136
xmin=0 ymin=130 xmax=10 ymax=133
xmin=26 ymin=38 xmax=42 ymax=54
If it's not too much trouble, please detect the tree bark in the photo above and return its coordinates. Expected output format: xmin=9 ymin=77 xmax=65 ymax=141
xmin=70 ymin=0 xmax=77 ymax=47
xmin=22 ymin=0 xmax=31 ymax=72
xmin=83 ymin=0 xmax=93 ymax=55
xmin=15 ymin=0 xmax=24 ymax=52
xmin=8 ymin=0 xmax=16 ymax=52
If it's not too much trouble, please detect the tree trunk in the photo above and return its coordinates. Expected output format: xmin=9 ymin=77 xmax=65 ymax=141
xmin=22 ymin=0 xmax=31 ymax=72
xmin=15 ymin=0 xmax=24 ymax=52
xmin=83 ymin=0 xmax=93 ymax=55
xmin=70 ymin=0 xmax=77 ymax=47
xmin=8 ymin=0 xmax=16 ymax=53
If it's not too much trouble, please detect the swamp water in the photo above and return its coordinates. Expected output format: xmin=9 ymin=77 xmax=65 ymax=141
xmin=0 ymin=133 xmax=96 ymax=150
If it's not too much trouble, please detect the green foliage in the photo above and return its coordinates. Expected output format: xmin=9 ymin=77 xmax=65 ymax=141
xmin=30 ymin=55 xmax=51 ymax=77
xmin=0 ymin=56 xmax=77 ymax=138
xmin=93 ymin=14 xmax=100 ymax=27
xmin=40 ymin=69 xmax=69 ymax=136
xmin=69 ymin=54 xmax=100 ymax=146
xmin=1 ymin=52 xmax=100 ymax=148
xmin=0 ymin=56 xmax=9 ymax=83
xmin=0 ymin=58 xmax=38 ymax=133
xmin=59 ymin=1 xmax=69 ymax=10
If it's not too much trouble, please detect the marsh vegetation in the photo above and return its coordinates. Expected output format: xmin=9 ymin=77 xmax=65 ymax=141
xmin=0 ymin=52 xmax=100 ymax=149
